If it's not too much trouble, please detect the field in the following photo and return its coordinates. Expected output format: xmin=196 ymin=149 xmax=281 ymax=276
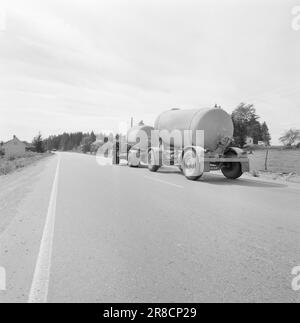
xmin=249 ymin=149 xmax=300 ymax=174
xmin=0 ymin=153 xmax=52 ymax=176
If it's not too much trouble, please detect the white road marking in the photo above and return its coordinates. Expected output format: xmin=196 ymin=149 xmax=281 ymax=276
xmin=28 ymin=154 xmax=61 ymax=303
xmin=144 ymin=176 xmax=184 ymax=189
xmin=0 ymin=266 xmax=6 ymax=291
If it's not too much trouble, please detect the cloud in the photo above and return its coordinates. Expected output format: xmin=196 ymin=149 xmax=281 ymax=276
xmin=0 ymin=0 xmax=299 ymax=143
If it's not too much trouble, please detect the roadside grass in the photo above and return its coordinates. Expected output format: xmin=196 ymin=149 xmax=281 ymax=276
xmin=247 ymin=148 xmax=300 ymax=183
xmin=0 ymin=152 xmax=52 ymax=176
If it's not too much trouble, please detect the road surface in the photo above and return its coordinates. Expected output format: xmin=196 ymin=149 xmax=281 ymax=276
xmin=0 ymin=152 xmax=300 ymax=303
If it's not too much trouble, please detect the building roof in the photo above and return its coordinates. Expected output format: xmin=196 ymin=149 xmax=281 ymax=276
xmin=3 ymin=135 xmax=27 ymax=146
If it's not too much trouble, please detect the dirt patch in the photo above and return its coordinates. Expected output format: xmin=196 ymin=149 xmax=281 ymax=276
xmin=246 ymin=170 xmax=300 ymax=184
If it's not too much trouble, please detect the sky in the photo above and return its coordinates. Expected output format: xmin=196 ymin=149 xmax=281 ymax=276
xmin=0 ymin=0 xmax=299 ymax=144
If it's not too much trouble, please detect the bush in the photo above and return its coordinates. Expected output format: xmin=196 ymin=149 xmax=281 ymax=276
xmin=0 ymin=162 xmax=13 ymax=175
xmin=32 ymin=133 xmax=45 ymax=153
xmin=15 ymin=160 xmax=25 ymax=169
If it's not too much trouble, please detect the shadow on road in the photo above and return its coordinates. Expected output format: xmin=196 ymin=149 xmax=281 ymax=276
xmin=156 ymin=168 xmax=287 ymax=188
xmin=119 ymin=164 xmax=288 ymax=188
xmin=200 ymin=174 xmax=288 ymax=188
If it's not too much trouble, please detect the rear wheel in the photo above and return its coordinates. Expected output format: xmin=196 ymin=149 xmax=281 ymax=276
xmin=128 ymin=150 xmax=140 ymax=168
xmin=128 ymin=162 xmax=139 ymax=168
xmin=221 ymin=153 xmax=243 ymax=179
xmin=182 ymin=149 xmax=203 ymax=181
xmin=148 ymin=149 xmax=160 ymax=172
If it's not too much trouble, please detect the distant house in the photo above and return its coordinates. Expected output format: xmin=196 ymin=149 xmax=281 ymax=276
xmin=2 ymin=135 xmax=27 ymax=157
xmin=257 ymin=141 xmax=266 ymax=147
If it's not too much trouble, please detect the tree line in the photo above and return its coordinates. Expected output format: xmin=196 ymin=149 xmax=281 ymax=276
xmin=31 ymin=131 xmax=115 ymax=154
xmin=30 ymin=102 xmax=300 ymax=154
xmin=43 ymin=131 xmax=96 ymax=152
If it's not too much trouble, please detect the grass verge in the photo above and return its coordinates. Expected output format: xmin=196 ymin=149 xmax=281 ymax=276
xmin=0 ymin=153 xmax=52 ymax=176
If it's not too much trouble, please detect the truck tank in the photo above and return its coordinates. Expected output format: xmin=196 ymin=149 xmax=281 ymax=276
xmin=154 ymin=108 xmax=234 ymax=151
xmin=127 ymin=125 xmax=154 ymax=150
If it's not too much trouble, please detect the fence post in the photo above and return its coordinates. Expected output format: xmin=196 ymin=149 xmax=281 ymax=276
xmin=265 ymin=148 xmax=269 ymax=171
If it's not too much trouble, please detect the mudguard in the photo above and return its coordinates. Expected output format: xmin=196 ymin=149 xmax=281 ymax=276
xmin=182 ymin=146 xmax=205 ymax=174
xmin=225 ymin=147 xmax=250 ymax=172
xmin=225 ymin=147 xmax=245 ymax=157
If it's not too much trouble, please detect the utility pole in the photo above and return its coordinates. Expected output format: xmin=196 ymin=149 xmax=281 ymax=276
xmin=131 ymin=117 xmax=133 ymax=128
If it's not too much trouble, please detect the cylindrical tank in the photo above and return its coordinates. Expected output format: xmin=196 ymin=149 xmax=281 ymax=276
xmin=127 ymin=125 xmax=154 ymax=150
xmin=154 ymin=108 xmax=234 ymax=151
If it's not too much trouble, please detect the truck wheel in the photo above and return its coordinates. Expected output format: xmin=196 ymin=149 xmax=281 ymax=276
xmin=148 ymin=149 xmax=160 ymax=172
xmin=128 ymin=150 xmax=140 ymax=168
xmin=182 ymin=149 xmax=203 ymax=181
xmin=128 ymin=161 xmax=139 ymax=168
xmin=221 ymin=154 xmax=243 ymax=179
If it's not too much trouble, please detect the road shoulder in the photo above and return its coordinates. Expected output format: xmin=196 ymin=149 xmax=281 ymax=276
xmin=0 ymin=155 xmax=58 ymax=303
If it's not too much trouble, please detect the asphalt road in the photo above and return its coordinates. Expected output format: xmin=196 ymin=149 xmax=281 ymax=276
xmin=0 ymin=152 xmax=300 ymax=303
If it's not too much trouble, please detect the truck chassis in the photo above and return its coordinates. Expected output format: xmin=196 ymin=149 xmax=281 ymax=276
xmin=126 ymin=145 xmax=250 ymax=181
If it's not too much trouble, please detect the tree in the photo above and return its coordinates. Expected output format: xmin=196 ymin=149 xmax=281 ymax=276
xmin=32 ymin=132 xmax=45 ymax=153
xmin=60 ymin=133 xmax=71 ymax=151
xmin=247 ymin=116 xmax=262 ymax=145
xmin=0 ymin=141 xmax=4 ymax=157
xmin=42 ymin=131 xmax=110 ymax=152
xmin=232 ymin=103 xmax=257 ymax=123
xmin=90 ymin=131 xmax=96 ymax=143
xmin=279 ymin=129 xmax=300 ymax=146
xmin=232 ymin=120 xmax=247 ymax=148
xmin=232 ymin=103 xmax=271 ymax=147
xmin=232 ymin=103 xmax=259 ymax=147
xmin=81 ymin=136 xmax=93 ymax=153
xmin=261 ymin=122 xmax=271 ymax=146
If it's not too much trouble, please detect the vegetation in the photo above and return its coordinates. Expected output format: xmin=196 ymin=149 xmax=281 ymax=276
xmin=43 ymin=131 xmax=112 ymax=153
xmin=0 ymin=142 xmax=4 ymax=157
xmin=279 ymin=129 xmax=300 ymax=147
xmin=261 ymin=122 xmax=271 ymax=146
xmin=232 ymin=103 xmax=271 ymax=148
xmin=248 ymin=149 xmax=300 ymax=176
xmin=32 ymin=132 xmax=45 ymax=153
xmin=0 ymin=152 xmax=50 ymax=176
xmin=81 ymin=135 xmax=94 ymax=154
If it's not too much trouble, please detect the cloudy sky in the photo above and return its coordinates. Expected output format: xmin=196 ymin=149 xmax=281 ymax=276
xmin=0 ymin=0 xmax=299 ymax=143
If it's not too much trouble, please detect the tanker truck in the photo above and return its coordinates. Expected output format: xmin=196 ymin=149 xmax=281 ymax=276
xmin=126 ymin=107 xmax=250 ymax=181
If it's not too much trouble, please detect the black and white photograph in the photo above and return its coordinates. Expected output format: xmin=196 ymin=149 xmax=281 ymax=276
xmin=0 ymin=0 xmax=300 ymax=308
